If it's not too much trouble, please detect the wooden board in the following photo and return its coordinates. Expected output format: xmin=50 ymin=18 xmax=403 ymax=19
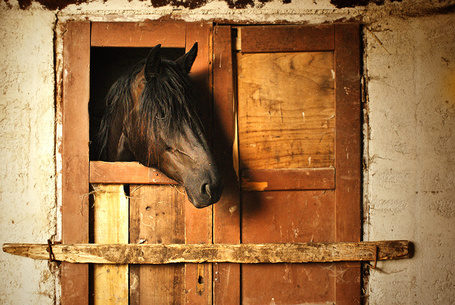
xmin=91 ymin=22 xmax=186 ymax=48
xmin=239 ymin=25 xmax=334 ymax=53
xmin=3 ymin=241 xmax=411 ymax=264
xmin=61 ymin=21 xmax=91 ymax=305
xmin=89 ymin=161 xmax=177 ymax=185
xmin=129 ymin=185 xmax=186 ymax=305
xmin=3 ymin=241 xmax=412 ymax=264
xmin=242 ymin=190 xmax=336 ymax=304
xmin=334 ymin=23 xmax=362 ymax=305
xmin=237 ymin=51 xmax=335 ymax=169
xmin=241 ymin=168 xmax=335 ymax=191
xmin=92 ymin=184 xmax=129 ymax=305
xmin=212 ymin=25 xmax=242 ymax=305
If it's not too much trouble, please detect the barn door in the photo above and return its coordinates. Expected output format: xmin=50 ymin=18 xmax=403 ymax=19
xmin=61 ymin=21 xmax=214 ymax=304
xmin=212 ymin=24 xmax=361 ymax=304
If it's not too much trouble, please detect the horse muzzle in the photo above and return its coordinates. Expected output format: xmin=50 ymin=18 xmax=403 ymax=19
xmin=185 ymin=177 xmax=223 ymax=209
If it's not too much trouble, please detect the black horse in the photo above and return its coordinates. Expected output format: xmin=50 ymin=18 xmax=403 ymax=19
xmin=92 ymin=43 xmax=222 ymax=208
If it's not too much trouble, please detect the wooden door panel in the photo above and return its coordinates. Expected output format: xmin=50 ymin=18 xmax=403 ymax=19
xmin=237 ymin=51 xmax=335 ymax=169
xmin=129 ymin=185 xmax=186 ymax=305
xmin=212 ymin=23 xmax=361 ymax=304
xmin=241 ymin=190 xmax=336 ymax=304
xmin=242 ymin=264 xmax=335 ymax=304
xmin=242 ymin=191 xmax=336 ymax=244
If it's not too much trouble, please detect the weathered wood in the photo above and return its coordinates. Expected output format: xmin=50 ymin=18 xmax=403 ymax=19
xmin=92 ymin=184 xmax=129 ymax=305
xmin=91 ymin=22 xmax=186 ymax=48
xmin=237 ymin=51 xmax=335 ymax=169
xmin=213 ymin=25 xmax=242 ymax=305
xmin=61 ymin=21 xmax=91 ymax=305
xmin=184 ymin=24 xmax=214 ymax=305
xmin=3 ymin=241 xmax=412 ymax=264
xmin=89 ymin=161 xmax=177 ymax=185
xmin=129 ymin=185 xmax=186 ymax=305
xmin=239 ymin=25 xmax=335 ymax=53
xmin=241 ymin=168 xmax=335 ymax=191
xmin=334 ymin=23 xmax=362 ymax=305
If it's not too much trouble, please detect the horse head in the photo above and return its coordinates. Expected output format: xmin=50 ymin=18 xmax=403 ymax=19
xmin=101 ymin=43 xmax=223 ymax=208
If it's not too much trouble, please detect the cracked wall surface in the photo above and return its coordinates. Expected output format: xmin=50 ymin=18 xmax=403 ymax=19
xmin=0 ymin=0 xmax=454 ymax=304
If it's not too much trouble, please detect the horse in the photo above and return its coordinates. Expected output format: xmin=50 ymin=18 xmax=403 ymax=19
xmin=92 ymin=43 xmax=223 ymax=208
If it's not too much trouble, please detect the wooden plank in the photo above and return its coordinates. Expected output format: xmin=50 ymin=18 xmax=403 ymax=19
xmin=213 ymin=25 xmax=241 ymax=305
xmin=241 ymin=190 xmax=336 ymax=304
xmin=334 ymin=23 xmax=362 ymax=305
xmin=184 ymin=23 xmax=213 ymax=305
xmin=61 ymin=21 xmax=90 ymax=305
xmin=89 ymin=161 xmax=177 ymax=185
xmin=2 ymin=241 xmax=413 ymax=264
xmin=91 ymin=22 xmax=186 ymax=47
xmin=241 ymin=168 xmax=335 ymax=191
xmin=239 ymin=25 xmax=334 ymax=53
xmin=129 ymin=185 xmax=186 ymax=305
xmin=92 ymin=184 xmax=129 ymax=305
xmin=237 ymin=51 xmax=335 ymax=170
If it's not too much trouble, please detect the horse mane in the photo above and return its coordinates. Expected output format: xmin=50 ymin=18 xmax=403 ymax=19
xmin=95 ymin=58 xmax=202 ymax=160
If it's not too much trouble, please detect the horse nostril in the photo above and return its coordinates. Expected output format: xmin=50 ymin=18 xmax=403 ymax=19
xmin=201 ymin=183 xmax=212 ymax=197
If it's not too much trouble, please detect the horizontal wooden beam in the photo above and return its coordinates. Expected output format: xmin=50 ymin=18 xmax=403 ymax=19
xmin=91 ymin=22 xmax=187 ymax=48
xmin=239 ymin=25 xmax=334 ymax=53
xmin=90 ymin=161 xmax=177 ymax=185
xmin=241 ymin=168 xmax=335 ymax=191
xmin=3 ymin=241 xmax=412 ymax=264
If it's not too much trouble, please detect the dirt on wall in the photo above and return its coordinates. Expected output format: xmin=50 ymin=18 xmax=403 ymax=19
xmin=5 ymin=0 xmax=403 ymax=10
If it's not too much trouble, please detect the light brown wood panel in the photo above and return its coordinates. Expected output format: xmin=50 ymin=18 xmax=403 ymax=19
xmin=92 ymin=184 xmax=129 ymax=305
xmin=129 ymin=185 xmax=186 ymax=305
xmin=237 ymin=51 xmax=335 ymax=170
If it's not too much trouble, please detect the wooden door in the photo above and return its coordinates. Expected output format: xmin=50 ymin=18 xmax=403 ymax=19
xmin=212 ymin=24 xmax=361 ymax=304
xmin=62 ymin=21 xmax=360 ymax=304
xmin=61 ymin=21 xmax=214 ymax=305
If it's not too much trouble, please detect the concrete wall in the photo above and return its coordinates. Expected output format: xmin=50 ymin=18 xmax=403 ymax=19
xmin=0 ymin=0 xmax=454 ymax=304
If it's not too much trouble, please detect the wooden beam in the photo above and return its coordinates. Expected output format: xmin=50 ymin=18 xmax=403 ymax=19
xmin=239 ymin=25 xmax=334 ymax=53
xmin=3 ymin=241 xmax=412 ymax=264
xmin=91 ymin=22 xmax=186 ymax=48
xmin=90 ymin=161 xmax=177 ymax=185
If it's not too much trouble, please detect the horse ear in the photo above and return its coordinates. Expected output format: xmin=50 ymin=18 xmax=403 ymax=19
xmin=176 ymin=42 xmax=198 ymax=74
xmin=145 ymin=44 xmax=162 ymax=82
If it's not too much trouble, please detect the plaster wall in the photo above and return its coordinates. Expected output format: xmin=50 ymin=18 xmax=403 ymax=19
xmin=0 ymin=1 xmax=454 ymax=304
xmin=0 ymin=8 xmax=57 ymax=304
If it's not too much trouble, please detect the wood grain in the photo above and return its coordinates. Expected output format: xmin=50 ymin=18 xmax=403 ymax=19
xmin=129 ymin=185 xmax=186 ymax=305
xmin=91 ymin=22 xmax=186 ymax=48
xmin=334 ymin=23 xmax=362 ymax=305
xmin=3 ymin=241 xmax=412 ymax=264
xmin=241 ymin=168 xmax=335 ymax=191
xmin=61 ymin=21 xmax=91 ymax=305
xmin=89 ymin=161 xmax=177 ymax=185
xmin=92 ymin=184 xmax=129 ymax=305
xmin=239 ymin=25 xmax=334 ymax=53
xmin=237 ymin=51 xmax=335 ymax=169
xmin=213 ymin=25 xmax=242 ymax=305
